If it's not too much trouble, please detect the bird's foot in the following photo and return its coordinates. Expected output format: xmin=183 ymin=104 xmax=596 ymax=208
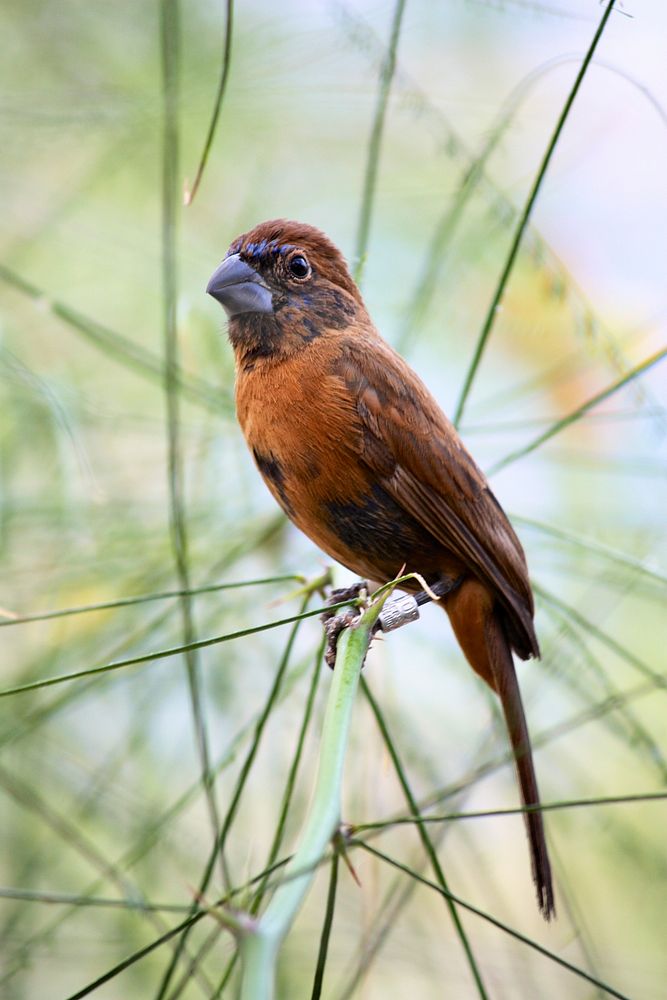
xmin=321 ymin=581 xmax=369 ymax=620
xmin=320 ymin=576 xmax=465 ymax=669
xmin=321 ymin=580 xmax=369 ymax=669
xmin=323 ymin=608 xmax=362 ymax=669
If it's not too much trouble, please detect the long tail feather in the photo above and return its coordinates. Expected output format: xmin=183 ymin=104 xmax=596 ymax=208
xmin=485 ymin=615 xmax=555 ymax=919
xmin=445 ymin=578 xmax=555 ymax=918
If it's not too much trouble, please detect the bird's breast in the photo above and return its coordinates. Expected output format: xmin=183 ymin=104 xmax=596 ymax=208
xmin=234 ymin=343 xmax=444 ymax=581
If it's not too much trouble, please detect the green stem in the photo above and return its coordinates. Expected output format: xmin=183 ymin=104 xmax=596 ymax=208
xmin=238 ymin=598 xmax=385 ymax=1000
xmin=353 ymin=0 xmax=406 ymax=284
xmin=453 ymin=0 xmax=617 ymax=427
xmin=310 ymin=850 xmax=339 ymax=1000
xmin=160 ymin=0 xmax=225 ymax=890
xmin=185 ymin=0 xmax=234 ymax=205
xmin=362 ymin=679 xmax=489 ymax=999
xmin=486 ymin=344 xmax=667 ymax=475
xmin=0 ymin=263 xmax=230 ymax=415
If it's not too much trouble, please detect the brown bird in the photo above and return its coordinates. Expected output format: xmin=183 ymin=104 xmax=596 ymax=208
xmin=206 ymin=219 xmax=554 ymax=919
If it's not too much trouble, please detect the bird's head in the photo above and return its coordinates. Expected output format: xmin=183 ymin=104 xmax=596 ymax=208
xmin=206 ymin=219 xmax=366 ymax=364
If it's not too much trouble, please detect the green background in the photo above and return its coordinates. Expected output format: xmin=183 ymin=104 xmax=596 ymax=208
xmin=1 ymin=2 xmax=665 ymax=997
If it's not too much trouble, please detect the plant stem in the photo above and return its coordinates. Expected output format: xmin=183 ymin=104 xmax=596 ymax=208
xmin=453 ymin=0 xmax=617 ymax=427
xmin=238 ymin=597 xmax=385 ymax=999
xmin=353 ymin=0 xmax=407 ymax=284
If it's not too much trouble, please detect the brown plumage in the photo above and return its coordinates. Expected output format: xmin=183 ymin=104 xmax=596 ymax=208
xmin=207 ymin=219 xmax=554 ymax=919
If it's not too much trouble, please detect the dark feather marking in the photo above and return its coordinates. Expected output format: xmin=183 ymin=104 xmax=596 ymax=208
xmin=239 ymin=341 xmax=278 ymax=372
xmin=456 ymin=459 xmax=483 ymax=498
xmin=358 ymin=419 xmax=395 ymax=478
xmin=325 ymin=484 xmax=431 ymax=572
xmin=274 ymin=303 xmax=323 ymax=343
xmin=229 ymin=314 xmax=280 ymax=369
xmin=273 ymin=287 xmax=359 ymax=343
xmin=304 ymin=454 xmax=321 ymax=478
xmin=311 ymin=288 xmax=356 ymax=329
xmin=301 ymin=316 xmax=321 ymax=341
xmin=252 ymin=449 xmax=294 ymax=516
xmin=487 ymin=488 xmax=505 ymax=513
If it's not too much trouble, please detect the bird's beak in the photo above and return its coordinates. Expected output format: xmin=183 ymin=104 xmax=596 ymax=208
xmin=206 ymin=253 xmax=273 ymax=317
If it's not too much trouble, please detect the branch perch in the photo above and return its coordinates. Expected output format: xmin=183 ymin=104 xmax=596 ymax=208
xmin=237 ymin=590 xmax=389 ymax=1000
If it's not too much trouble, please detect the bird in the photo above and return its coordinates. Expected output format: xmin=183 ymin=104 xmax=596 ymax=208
xmin=206 ymin=218 xmax=554 ymax=919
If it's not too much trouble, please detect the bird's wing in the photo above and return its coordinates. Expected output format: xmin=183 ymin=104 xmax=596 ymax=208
xmin=336 ymin=336 xmax=538 ymax=658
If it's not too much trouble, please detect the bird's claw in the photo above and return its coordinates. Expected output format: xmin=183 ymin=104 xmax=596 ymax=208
xmin=320 ymin=580 xmax=369 ymax=621
xmin=321 ymin=580 xmax=370 ymax=668
xmin=322 ymin=579 xmax=429 ymax=667
xmin=324 ymin=608 xmax=362 ymax=669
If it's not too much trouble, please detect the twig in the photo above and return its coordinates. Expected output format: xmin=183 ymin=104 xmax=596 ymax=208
xmin=487 ymin=345 xmax=667 ymax=474
xmin=353 ymin=0 xmax=407 ymax=283
xmin=453 ymin=0 xmax=618 ymax=426
xmin=237 ymin=590 xmax=390 ymax=999
xmin=184 ymin=0 xmax=234 ymax=205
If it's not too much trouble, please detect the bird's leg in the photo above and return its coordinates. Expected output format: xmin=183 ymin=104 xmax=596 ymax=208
xmin=413 ymin=574 xmax=465 ymax=608
xmin=372 ymin=574 xmax=466 ymax=635
xmin=322 ymin=575 xmax=466 ymax=668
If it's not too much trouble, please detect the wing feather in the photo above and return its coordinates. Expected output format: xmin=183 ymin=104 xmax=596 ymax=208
xmin=336 ymin=337 xmax=539 ymax=658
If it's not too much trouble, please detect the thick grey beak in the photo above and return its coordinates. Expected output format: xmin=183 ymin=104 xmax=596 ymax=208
xmin=206 ymin=253 xmax=274 ymax=317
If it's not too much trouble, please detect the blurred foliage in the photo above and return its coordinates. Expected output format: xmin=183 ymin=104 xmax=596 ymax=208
xmin=0 ymin=1 xmax=666 ymax=998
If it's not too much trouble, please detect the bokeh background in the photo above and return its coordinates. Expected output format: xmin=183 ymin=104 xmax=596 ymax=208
xmin=1 ymin=1 xmax=666 ymax=998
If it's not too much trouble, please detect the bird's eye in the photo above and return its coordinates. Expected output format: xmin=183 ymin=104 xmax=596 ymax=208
xmin=288 ymin=255 xmax=310 ymax=279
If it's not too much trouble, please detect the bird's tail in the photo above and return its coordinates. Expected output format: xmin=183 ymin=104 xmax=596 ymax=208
xmin=445 ymin=579 xmax=555 ymax=919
